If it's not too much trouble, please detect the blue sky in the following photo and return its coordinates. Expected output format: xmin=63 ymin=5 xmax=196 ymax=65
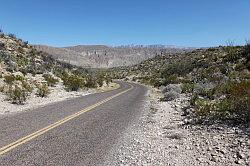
xmin=0 ymin=0 xmax=250 ymax=47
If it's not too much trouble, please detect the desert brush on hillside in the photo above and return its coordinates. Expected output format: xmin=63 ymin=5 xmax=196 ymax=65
xmin=109 ymin=44 xmax=250 ymax=125
xmin=0 ymin=30 xmax=112 ymax=105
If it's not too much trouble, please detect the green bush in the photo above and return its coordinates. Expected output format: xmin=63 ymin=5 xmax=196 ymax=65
xmin=226 ymin=81 xmax=250 ymax=123
xmin=96 ymin=75 xmax=104 ymax=87
xmin=198 ymin=88 xmax=215 ymax=100
xmin=43 ymin=74 xmax=59 ymax=87
xmin=4 ymin=74 xmax=15 ymax=84
xmin=194 ymin=99 xmax=215 ymax=117
xmin=162 ymin=75 xmax=178 ymax=85
xmin=223 ymin=46 xmax=240 ymax=62
xmin=15 ymin=75 xmax=25 ymax=81
xmin=181 ymin=83 xmax=195 ymax=93
xmin=105 ymin=76 xmax=112 ymax=86
xmin=57 ymin=70 xmax=69 ymax=82
xmin=190 ymin=93 xmax=198 ymax=106
xmin=63 ymin=74 xmax=84 ymax=91
xmin=7 ymin=85 xmax=28 ymax=104
xmin=243 ymin=43 xmax=250 ymax=62
xmin=36 ymin=84 xmax=50 ymax=97
xmin=85 ymin=75 xmax=97 ymax=88
xmin=192 ymin=81 xmax=250 ymax=124
xmin=21 ymin=80 xmax=33 ymax=93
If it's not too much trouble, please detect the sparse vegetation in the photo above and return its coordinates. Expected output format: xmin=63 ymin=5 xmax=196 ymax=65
xmin=181 ymin=83 xmax=195 ymax=93
xmin=62 ymin=74 xmax=84 ymax=91
xmin=85 ymin=75 xmax=97 ymax=88
xmin=109 ymin=44 xmax=250 ymax=125
xmin=7 ymin=85 xmax=29 ymax=104
xmin=43 ymin=74 xmax=59 ymax=87
xmin=36 ymin=83 xmax=50 ymax=97
xmin=4 ymin=74 xmax=15 ymax=84
xmin=0 ymin=31 xmax=113 ymax=107
xmin=8 ymin=33 xmax=16 ymax=39
xmin=96 ymin=75 xmax=104 ymax=87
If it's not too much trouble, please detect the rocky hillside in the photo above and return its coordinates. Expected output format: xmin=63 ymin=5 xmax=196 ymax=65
xmin=35 ymin=44 xmax=193 ymax=68
xmin=34 ymin=45 xmax=94 ymax=67
xmin=0 ymin=32 xmax=111 ymax=105
xmin=109 ymin=45 xmax=250 ymax=126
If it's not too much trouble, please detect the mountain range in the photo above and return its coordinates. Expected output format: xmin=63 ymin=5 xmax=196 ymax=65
xmin=34 ymin=45 xmax=194 ymax=68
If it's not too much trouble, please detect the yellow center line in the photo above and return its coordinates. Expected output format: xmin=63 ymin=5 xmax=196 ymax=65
xmin=0 ymin=83 xmax=134 ymax=156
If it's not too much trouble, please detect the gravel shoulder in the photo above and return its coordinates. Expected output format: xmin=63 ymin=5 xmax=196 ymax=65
xmin=0 ymin=82 xmax=119 ymax=116
xmin=102 ymin=86 xmax=250 ymax=166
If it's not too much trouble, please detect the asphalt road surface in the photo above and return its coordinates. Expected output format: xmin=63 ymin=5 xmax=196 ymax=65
xmin=0 ymin=81 xmax=147 ymax=166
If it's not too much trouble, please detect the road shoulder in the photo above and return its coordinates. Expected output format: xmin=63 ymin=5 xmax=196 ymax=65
xmin=0 ymin=82 xmax=119 ymax=116
xmin=102 ymin=86 xmax=250 ymax=166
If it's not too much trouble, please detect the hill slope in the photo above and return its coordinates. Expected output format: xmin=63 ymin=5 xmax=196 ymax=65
xmin=0 ymin=33 xmax=110 ymax=106
xmin=34 ymin=45 xmax=94 ymax=67
xmin=109 ymin=45 xmax=250 ymax=125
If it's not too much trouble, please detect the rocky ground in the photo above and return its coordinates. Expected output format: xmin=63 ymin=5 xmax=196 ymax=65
xmin=103 ymin=87 xmax=250 ymax=166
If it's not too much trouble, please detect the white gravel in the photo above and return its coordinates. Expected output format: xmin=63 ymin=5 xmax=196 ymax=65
xmin=0 ymin=83 xmax=94 ymax=115
xmin=102 ymin=87 xmax=250 ymax=166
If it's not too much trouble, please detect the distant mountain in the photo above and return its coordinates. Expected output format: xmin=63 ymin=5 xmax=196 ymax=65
xmin=35 ymin=45 xmax=194 ymax=68
xmin=34 ymin=45 xmax=94 ymax=67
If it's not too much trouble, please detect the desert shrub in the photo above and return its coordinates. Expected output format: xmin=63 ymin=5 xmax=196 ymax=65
xmin=15 ymin=75 xmax=25 ymax=81
xmin=161 ymin=61 xmax=194 ymax=78
xmin=63 ymin=74 xmax=84 ymax=91
xmin=226 ymin=81 xmax=250 ymax=122
xmin=223 ymin=46 xmax=240 ymax=62
xmin=8 ymin=33 xmax=16 ymax=38
xmin=198 ymin=88 xmax=215 ymax=100
xmin=218 ymin=65 xmax=228 ymax=74
xmin=243 ymin=42 xmax=250 ymax=62
xmin=85 ymin=75 xmax=97 ymax=88
xmin=192 ymin=81 xmax=250 ymax=124
xmin=152 ymin=79 xmax=162 ymax=87
xmin=7 ymin=85 xmax=28 ymax=104
xmin=0 ymin=42 xmax=4 ymax=50
xmin=162 ymin=75 xmax=179 ymax=85
xmin=105 ymin=76 xmax=112 ymax=86
xmin=162 ymin=84 xmax=182 ymax=94
xmin=57 ymin=70 xmax=69 ymax=82
xmin=96 ymin=75 xmax=104 ymax=87
xmin=23 ymin=41 xmax=28 ymax=45
xmin=4 ymin=74 xmax=15 ymax=84
xmin=43 ymin=74 xmax=59 ymax=87
xmin=0 ymin=86 xmax=4 ymax=92
xmin=181 ymin=83 xmax=195 ymax=93
xmin=162 ymin=84 xmax=181 ymax=101
xmin=190 ymin=93 xmax=199 ymax=106
xmin=231 ymin=96 xmax=250 ymax=123
xmin=193 ymin=99 xmax=215 ymax=117
xmin=21 ymin=80 xmax=33 ymax=93
xmin=36 ymin=84 xmax=50 ymax=97
xmin=163 ymin=91 xmax=180 ymax=101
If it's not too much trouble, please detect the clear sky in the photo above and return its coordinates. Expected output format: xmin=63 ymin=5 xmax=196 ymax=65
xmin=1 ymin=0 xmax=250 ymax=47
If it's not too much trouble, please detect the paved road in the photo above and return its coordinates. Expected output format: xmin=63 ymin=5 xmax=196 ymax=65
xmin=0 ymin=81 xmax=147 ymax=166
